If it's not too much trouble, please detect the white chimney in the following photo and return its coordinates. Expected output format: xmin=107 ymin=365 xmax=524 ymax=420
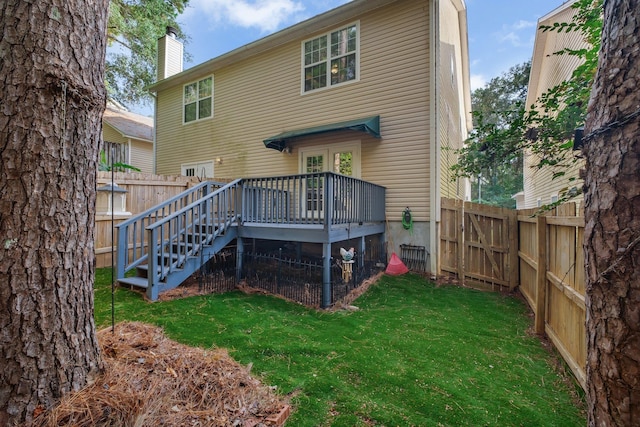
xmin=157 ymin=26 xmax=183 ymax=81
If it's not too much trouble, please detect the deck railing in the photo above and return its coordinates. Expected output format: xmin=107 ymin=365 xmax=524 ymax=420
xmin=115 ymin=180 xmax=227 ymax=279
xmin=241 ymin=172 xmax=386 ymax=226
xmin=115 ymin=172 xmax=385 ymax=299
xmin=146 ymin=179 xmax=242 ymax=285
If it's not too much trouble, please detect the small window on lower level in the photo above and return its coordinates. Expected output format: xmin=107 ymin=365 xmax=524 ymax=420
xmin=181 ymin=161 xmax=214 ymax=178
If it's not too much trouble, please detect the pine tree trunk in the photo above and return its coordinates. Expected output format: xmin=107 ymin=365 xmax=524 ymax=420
xmin=583 ymin=0 xmax=640 ymax=425
xmin=0 ymin=0 xmax=108 ymax=424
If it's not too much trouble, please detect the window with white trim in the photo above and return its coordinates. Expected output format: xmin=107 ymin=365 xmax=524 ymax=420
xmin=181 ymin=161 xmax=214 ymax=178
xmin=183 ymin=76 xmax=213 ymax=123
xmin=303 ymin=23 xmax=358 ymax=92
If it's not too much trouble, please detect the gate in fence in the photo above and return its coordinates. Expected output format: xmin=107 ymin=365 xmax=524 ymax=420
xmin=440 ymin=198 xmax=518 ymax=291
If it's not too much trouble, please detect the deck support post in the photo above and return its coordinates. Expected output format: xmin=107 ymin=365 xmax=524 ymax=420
xmin=296 ymin=242 xmax=302 ymax=259
xmin=322 ymin=242 xmax=332 ymax=308
xmin=236 ymin=237 xmax=244 ymax=283
xmin=147 ymin=227 xmax=159 ymax=301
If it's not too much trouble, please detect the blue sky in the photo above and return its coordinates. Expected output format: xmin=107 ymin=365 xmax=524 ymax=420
xmin=130 ymin=0 xmax=568 ymax=115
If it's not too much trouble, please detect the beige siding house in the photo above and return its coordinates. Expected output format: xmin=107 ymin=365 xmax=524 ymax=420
xmin=149 ymin=0 xmax=471 ymax=272
xmin=102 ymin=106 xmax=154 ymax=173
xmin=523 ymin=0 xmax=585 ymax=209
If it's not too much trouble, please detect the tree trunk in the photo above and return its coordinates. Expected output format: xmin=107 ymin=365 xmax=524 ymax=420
xmin=583 ymin=0 xmax=640 ymax=425
xmin=0 ymin=0 xmax=109 ymax=424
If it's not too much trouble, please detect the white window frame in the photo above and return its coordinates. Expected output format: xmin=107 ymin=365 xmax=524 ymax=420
xmin=183 ymin=76 xmax=213 ymax=124
xmin=301 ymin=21 xmax=360 ymax=94
xmin=181 ymin=161 xmax=214 ymax=179
xmin=299 ymin=141 xmax=361 ymax=178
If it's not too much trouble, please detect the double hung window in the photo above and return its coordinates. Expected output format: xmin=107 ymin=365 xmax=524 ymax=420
xmin=303 ymin=23 xmax=358 ymax=92
xmin=183 ymin=76 xmax=213 ymax=123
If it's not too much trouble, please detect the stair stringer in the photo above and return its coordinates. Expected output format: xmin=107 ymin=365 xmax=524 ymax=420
xmin=146 ymin=227 xmax=238 ymax=300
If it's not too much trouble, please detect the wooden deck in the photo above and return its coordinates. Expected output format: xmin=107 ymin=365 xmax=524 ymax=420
xmin=116 ymin=172 xmax=386 ymax=304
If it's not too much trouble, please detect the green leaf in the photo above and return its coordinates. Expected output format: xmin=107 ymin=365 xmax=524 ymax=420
xmin=106 ymin=0 xmax=191 ymax=107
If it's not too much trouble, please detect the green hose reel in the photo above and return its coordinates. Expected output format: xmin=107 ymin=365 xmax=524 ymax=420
xmin=402 ymin=207 xmax=413 ymax=231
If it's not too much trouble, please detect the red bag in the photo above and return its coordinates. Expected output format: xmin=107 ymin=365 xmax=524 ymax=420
xmin=385 ymin=252 xmax=409 ymax=275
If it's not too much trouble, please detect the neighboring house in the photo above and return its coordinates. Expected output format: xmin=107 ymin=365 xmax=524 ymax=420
xmin=149 ymin=0 xmax=471 ymax=272
xmin=523 ymin=0 xmax=585 ymax=209
xmin=102 ymin=106 xmax=154 ymax=173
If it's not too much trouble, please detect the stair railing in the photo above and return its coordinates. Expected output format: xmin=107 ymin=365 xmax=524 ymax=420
xmin=145 ymin=179 xmax=242 ymax=287
xmin=115 ymin=180 xmax=225 ymax=281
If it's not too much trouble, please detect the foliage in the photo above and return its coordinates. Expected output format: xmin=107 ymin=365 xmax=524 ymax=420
xmin=94 ymin=269 xmax=586 ymax=426
xmin=520 ymin=0 xmax=602 ymax=206
xmin=106 ymin=0 xmax=189 ymax=107
xmin=524 ymin=0 xmax=602 ymax=170
xmin=98 ymin=150 xmax=141 ymax=172
xmin=452 ymin=0 xmax=603 ymax=208
xmin=452 ymin=63 xmax=530 ymax=208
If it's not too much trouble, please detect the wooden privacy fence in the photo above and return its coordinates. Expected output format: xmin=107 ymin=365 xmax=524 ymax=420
xmin=440 ymin=198 xmax=586 ymax=390
xmin=95 ymin=172 xmax=202 ymax=267
xmin=517 ymin=203 xmax=585 ymax=389
xmin=440 ymin=198 xmax=518 ymax=290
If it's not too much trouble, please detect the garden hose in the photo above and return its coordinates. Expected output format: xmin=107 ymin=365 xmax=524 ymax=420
xmin=402 ymin=207 xmax=413 ymax=232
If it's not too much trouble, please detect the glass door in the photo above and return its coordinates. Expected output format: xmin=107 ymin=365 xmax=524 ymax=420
xmin=300 ymin=142 xmax=360 ymax=221
xmin=301 ymin=150 xmax=327 ymax=220
xmin=330 ymin=141 xmax=360 ymax=178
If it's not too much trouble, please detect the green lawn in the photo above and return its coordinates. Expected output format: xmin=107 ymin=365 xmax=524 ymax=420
xmin=94 ymin=269 xmax=586 ymax=426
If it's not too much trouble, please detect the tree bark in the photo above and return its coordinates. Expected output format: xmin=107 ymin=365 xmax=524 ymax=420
xmin=0 ymin=0 xmax=108 ymax=424
xmin=583 ymin=0 xmax=640 ymax=425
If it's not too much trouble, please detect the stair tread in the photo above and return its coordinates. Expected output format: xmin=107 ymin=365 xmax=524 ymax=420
xmin=118 ymin=276 xmax=149 ymax=289
xmin=136 ymin=265 xmax=163 ymax=273
xmin=136 ymin=264 xmax=184 ymax=273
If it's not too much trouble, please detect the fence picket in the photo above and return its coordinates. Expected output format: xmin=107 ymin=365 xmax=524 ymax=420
xmin=439 ymin=198 xmax=586 ymax=390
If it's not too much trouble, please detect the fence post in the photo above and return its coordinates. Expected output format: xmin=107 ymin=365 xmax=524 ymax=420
xmin=457 ymin=201 xmax=465 ymax=284
xmin=508 ymin=209 xmax=519 ymax=289
xmin=534 ymin=214 xmax=547 ymax=335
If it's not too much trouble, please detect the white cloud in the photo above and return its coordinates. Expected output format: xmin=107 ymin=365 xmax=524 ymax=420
xmin=470 ymin=74 xmax=486 ymax=91
xmin=499 ymin=31 xmax=523 ymax=46
xmin=495 ymin=19 xmax=536 ymax=48
xmin=185 ymin=0 xmax=306 ymax=33
xmin=512 ymin=19 xmax=535 ymax=30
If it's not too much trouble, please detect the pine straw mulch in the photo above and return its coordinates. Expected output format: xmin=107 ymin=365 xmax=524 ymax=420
xmin=31 ymin=322 xmax=290 ymax=427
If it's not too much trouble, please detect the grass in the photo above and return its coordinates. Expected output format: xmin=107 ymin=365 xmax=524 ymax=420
xmin=94 ymin=269 xmax=586 ymax=426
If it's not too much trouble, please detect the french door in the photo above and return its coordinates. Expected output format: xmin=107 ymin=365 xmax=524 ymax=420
xmin=300 ymin=142 xmax=360 ymax=219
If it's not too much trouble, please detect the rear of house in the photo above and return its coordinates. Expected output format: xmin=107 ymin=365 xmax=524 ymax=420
xmin=149 ymin=0 xmax=471 ymax=273
xmin=523 ymin=0 xmax=586 ymax=209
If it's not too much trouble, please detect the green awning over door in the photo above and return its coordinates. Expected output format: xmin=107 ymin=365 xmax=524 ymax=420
xmin=263 ymin=115 xmax=380 ymax=151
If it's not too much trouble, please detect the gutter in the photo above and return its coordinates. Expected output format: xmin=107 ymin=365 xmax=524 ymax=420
xmin=146 ymin=0 xmax=402 ymax=93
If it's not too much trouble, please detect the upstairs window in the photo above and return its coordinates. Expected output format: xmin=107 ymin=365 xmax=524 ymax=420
xmin=303 ymin=23 xmax=358 ymax=92
xmin=183 ymin=76 xmax=213 ymax=123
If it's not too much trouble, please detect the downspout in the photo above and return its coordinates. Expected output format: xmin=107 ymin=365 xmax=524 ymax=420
xmin=429 ymin=0 xmax=441 ymax=275
xmin=150 ymin=91 xmax=157 ymax=174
